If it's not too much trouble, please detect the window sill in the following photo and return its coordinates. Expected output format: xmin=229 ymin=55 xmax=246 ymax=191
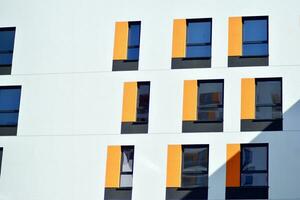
xmin=172 ymin=57 xmax=211 ymax=69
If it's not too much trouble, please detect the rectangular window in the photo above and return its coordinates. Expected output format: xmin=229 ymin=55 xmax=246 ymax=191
xmin=120 ymin=146 xmax=134 ymax=188
xmin=256 ymin=79 xmax=282 ymax=120
xmin=243 ymin=17 xmax=268 ymax=56
xmin=127 ymin=22 xmax=141 ymax=60
xmin=198 ymin=80 xmax=223 ymax=122
xmin=181 ymin=145 xmax=209 ymax=188
xmin=0 ymin=86 xmax=21 ymax=127
xmin=241 ymin=144 xmax=268 ymax=186
xmin=136 ymin=82 xmax=150 ymax=122
xmin=0 ymin=27 xmax=16 ymax=75
xmin=186 ymin=19 xmax=212 ymax=58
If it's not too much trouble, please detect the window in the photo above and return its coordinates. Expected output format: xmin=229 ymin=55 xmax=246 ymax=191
xmin=241 ymin=144 xmax=268 ymax=186
xmin=120 ymin=146 xmax=134 ymax=188
xmin=181 ymin=145 xmax=209 ymax=188
xmin=127 ymin=22 xmax=141 ymax=61
xmin=198 ymin=80 xmax=223 ymax=121
xmin=256 ymin=79 xmax=282 ymax=120
xmin=186 ymin=19 xmax=212 ymax=58
xmin=136 ymin=82 xmax=150 ymax=122
xmin=0 ymin=27 xmax=16 ymax=74
xmin=243 ymin=17 xmax=268 ymax=56
xmin=0 ymin=86 xmax=21 ymax=126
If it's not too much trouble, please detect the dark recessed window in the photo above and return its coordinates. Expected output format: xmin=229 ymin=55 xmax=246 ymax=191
xmin=243 ymin=17 xmax=268 ymax=57
xmin=256 ymin=79 xmax=282 ymax=120
xmin=198 ymin=80 xmax=223 ymax=122
xmin=0 ymin=86 xmax=21 ymax=136
xmin=241 ymin=144 xmax=268 ymax=186
xmin=0 ymin=27 xmax=16 ymax=75
xmin=127 ymin=22 xmax=141 ymax=61
xmin=120 ymin=146 xmax=134 ymax=188
xmin=186 ymin=20 xmax=212 ymax=58
xmin=136 ymin=82 xmax=150 ymax=122
xmin=181 ymin=145 xmax=209 ymax=188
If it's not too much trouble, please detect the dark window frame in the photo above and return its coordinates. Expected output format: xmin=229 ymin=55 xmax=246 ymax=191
xmin=242 ymin=16 xmax=269 ymax=58
xmin=119 ymin=146 xmax=135 ymax=188
xmin=255 ymin=78 xmax=282 ymax=121
xmin=240 ymin=143 xmax=269 ymax=187
xmin=196 ymin=79 xmax=224 ymax=123
xmin=135 ymin=81 xmax=150 ymax=123
xmin=127 ymin=21 xmax=141 ymax=61
xmin=0 ymin=27 xmax=16 ymax=67
xmin=181 ymin=144 xmax=209 ymax=189
xmin=185 ymin=18 xmax=212 ymax=59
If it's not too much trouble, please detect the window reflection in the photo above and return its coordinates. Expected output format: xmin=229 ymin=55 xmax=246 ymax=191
xmin=136 ymin=82 xmax=150 ymax=122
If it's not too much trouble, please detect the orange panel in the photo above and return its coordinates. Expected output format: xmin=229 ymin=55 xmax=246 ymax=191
xmin=113 ymin=22 xmax=129 ymax=60
xmin=241 ymin=78 xmax=255 ymax=119
xmin=172 ymin=19 xmax=186 ymax=58
xmin=166 ymin=145 xmax=182 ymax=187
xmin=228 ymin=17 xmax=242 ymax=56
xmin=122 ymin=82 xmax=138 ymax=122
xmin=105 ymin=146 xmax=121 ymax=188
xmin=226 ymin=144 xmax=241 ymax=187
xmin=182 ymin=80 xmax=198 ymax=121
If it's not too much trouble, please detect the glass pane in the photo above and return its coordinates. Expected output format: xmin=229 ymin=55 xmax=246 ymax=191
xmin=186 ymin=45 xmax=211 ymax=58
xmin=243 ymin=43 xmax=268 ymax=56
xmin=256 ymin=106 xmax=282 ymax=120
xmin=121 ymin=148 xmax=134 ymax=173
xmin=181 ymin=174 xmax=208 ymax=187
xmin=0 ymin=53 xmax=13 ymax=65
xmin=198 ymin=82 xmax=223 ymax=106
xmin=0 ymin=88 xmax=21 ymax=110
xmin=241 ymin=173 xmax=268 ymax=186
xmin=136 ymin=83 xmax=150 ymax=122
xmin=0 ymin=30 xmax=15 ymax=51
xmin=187 ymin=21 xmax=211 ymax=44
xmin=256 ymin=80 xmax=281 ymax=119
xmin=183 ymin=147 xmax=208 ymax=173
xmin=127 ymin=47 xmax=139 ymax=60
xmin=242 ymin=146 xmax=268 ymax=171
xmin=198 ymin=107 xmax=223 ymax=121
xmin=0 ymin=112 xmax=19 ymax=125
xmin=120 ymin=174 xmax=133 ymax=187
xmin=243 ymin=18 xmax=268 ymax=42
xmin=128 ymin=23 xmax=140 ymax=46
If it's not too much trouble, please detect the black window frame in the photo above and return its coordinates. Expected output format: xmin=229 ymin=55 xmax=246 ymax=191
xmin=119 ymin=146 xmax=135 ymax=188
xmin=242 ymin=16 xmax=269 ymax=58
xmin=136 ymin=81 xmax=150 ymax=123
xmin=197 ymin=79 xmax=224 ymax=123
xmin=185 ymin=18 xmax=212 ymax=59
xmin=127 ymin=21 xmax=141 ymax=61
xmin=255 ymin=78 xmax=282 ymax=121
xmin=240 ymin=143 xmax=269 ymax=187
xmin=0 ymin=27 xmax=16 ymax=67
xmin=181 ymin=144 xmax=209 ymax=188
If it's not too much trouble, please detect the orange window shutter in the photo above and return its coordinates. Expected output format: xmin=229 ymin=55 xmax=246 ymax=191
xmin=113 ymin=22 xmax=129 ymax=60
xmin=228 ymin=17 xmax=242 ymax=56
xmin=172 ymin=19 xmax=186 ymax=58
xmin=226 ymin=144 xmax=241 ymax=187
xmin=105 ymin=146 xmax=122 ymax=188
xmin=122 ymin=82 xmax=138 ymax=122
xmin=241 ymin=78 xmax=255 ymax=120
xmin=182 ymin=80 xmax=198 ymax=121
xmin=166 ymin=145 xmax=182 ymax=187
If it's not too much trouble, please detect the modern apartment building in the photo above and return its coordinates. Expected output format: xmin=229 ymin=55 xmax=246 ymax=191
xmin=0 ymin=0 xmax=300 ymax=199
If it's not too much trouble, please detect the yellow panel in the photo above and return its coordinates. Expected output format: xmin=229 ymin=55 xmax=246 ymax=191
xmin=228 ymin=17 xmax=242 ymax=56
xmin=105 ymin=146 xmax=121 ymax=188
xmin=226 ymin=144 xmax=241 ymax=187
xmin=166 ymin=145 xmax=182 ymax=187
xmin=241 ymin=78 xmax=256 ymax=119
xmin=182 ymin=80 xmax=198 ymax=121
xmin=172 ymin=19 xmax=186 ymax=58
xmin=122 ymin=82 xmax=138 ymax=122
xmin=113 ymin=22 xmax=129 ymax=60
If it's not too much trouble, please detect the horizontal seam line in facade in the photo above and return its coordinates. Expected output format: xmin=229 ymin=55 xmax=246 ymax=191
xmin=4 ymin=130 xmax=300 ymax=137
xmin=7 ymin=64 xmax=300 ymax=77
